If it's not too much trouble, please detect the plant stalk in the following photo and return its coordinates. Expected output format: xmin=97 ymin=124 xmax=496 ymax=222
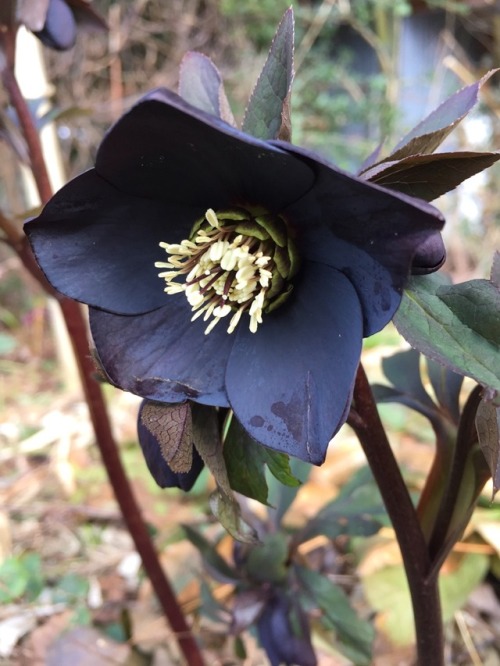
xmin=348 ymin=363 xmax=443 ymax=666
xmin=2 ymin=39 xmax=205 ymax=666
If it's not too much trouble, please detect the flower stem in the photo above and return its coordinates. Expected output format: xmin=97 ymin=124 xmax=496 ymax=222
xmin=2 ymin=46 xmax=205 ymax=666
xmin=427 ymin=385 xmax=487 ymax=575
xmin=348 ymin=363 xmax=443 ymax=666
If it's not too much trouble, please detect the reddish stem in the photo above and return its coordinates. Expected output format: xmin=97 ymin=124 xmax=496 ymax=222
xmin=2 ymin=36 xmax=205 ymax=666
xmin=348 ymin=363 xmax=444 ymax=666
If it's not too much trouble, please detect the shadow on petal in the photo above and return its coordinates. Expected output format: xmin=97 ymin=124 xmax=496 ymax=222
xmin=90 ymin=300 xmax=233 ymax=407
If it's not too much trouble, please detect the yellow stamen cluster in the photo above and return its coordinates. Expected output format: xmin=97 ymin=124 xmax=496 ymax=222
xmin=155 ymin=208 xmax=297 ymax=335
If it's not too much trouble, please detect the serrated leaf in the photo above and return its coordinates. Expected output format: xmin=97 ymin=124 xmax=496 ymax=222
xmin=242 ymin=7 xmax=294 ymax=140
xmin=363 ymin=151 xmax=500 ymax=201
xmin=183 ymin=524 xmax=240 ymax=583
xmin=394 ymin=274 xmax=500 ymax=393
xmin=140 ymin=401 xmax=193 ymax=473
xmin=296 ymin=565 xmax=374 ymax=664
xmin=476 ymin=397 xmax=500 ymax=496
xmin=178 ymin=51 xmax=236 ymax=126
xmin=386 ymin=71 xmax=498 ymax=161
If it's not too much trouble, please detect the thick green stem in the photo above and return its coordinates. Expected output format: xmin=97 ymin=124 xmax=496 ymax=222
xmin=2 ymin=39 xmax=205 ymax=666
xmin=348 ymin=363 xmax=443 ymax=666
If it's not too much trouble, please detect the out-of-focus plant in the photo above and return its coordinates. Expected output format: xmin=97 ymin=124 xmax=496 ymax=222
xmin=1 ymin=2 xmax=499 ymax=665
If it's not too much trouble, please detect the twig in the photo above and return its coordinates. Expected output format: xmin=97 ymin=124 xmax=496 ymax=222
xmin=1 ymin=34 xmax=205 ymax=666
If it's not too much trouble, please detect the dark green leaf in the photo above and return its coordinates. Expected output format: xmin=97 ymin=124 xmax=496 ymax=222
xmin=234 ymin=636 xmax=247 ymax=660
xmin=140 ymin=401 xmax=193 ymax=473
xmin=297 ymin=466 xmax=386 ymax=543
xmin=262 ymin=448 xmax=301 ymax=488
xmin=372 ymin=350 xmax=447 ymax=429
xmin=382 ymin=349 xmax=435 ymax=409
xmin=224 ymin=415 xmax=271 ymax=504
xmin=476 ymin=397 xmax=500 ymax=496
xmin=224 ymin=413 xmax=301 ymax=505
xmin=266 ymin=457 xmax=310 ymax=528
xmin=183 ymin=524 xmax=240 ymax=583
xmin=426 ymin=357 xmax=464 ymax=424
xmin=363 ymin=151 xmax=500 ymax=201
xmin=387 ymin=71 xmax=498 ymax=160
xmin=242 ymin=8 xmax=294 ymax=140
xmin=296 ymin=566 xmax=374 ymax=665
xmin=178 ymin=52 xmax=235 ymax=126
xmin=199 ymin=579 xmax=229 ymax=623
xmin=394 ymin=274 xmax=500 ymax=392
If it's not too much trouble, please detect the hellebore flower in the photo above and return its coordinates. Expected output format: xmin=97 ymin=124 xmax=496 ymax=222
xmin=257 ymin=591 xmax=317 ymax=666
xmin=27 ymin=0 xmax=106 ymax=51
xmin=25 ymin=88 xmax=445 ymax=465
xmin=137 ymin=401 xmax=204 ymax=491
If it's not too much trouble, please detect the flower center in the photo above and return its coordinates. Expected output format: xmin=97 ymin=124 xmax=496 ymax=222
xmin=155 ymin=207 xmax=300 ymax=335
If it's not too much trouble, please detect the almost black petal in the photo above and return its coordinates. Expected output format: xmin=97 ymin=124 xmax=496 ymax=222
xmin=95 ymin=88 xmax=315 ymax=211
xmin=257 ymin=592 xmax=317 ymax=666
xmin=25 ymin=170 xmax=199 ymax=315
xmin=411 ymin=233 xmax=446 ymax=274
xmin=226 ymin=262 xmax=362 ymax=464
xmin=33 ymin=0 xmax=76 ymax=51
xmin=90 ymin=301 xmax=233 ymax=408
xmin=279 ymin=141 xmax=444 ymax=336
xmin=137 ymin=403 xmax=204 ymax=490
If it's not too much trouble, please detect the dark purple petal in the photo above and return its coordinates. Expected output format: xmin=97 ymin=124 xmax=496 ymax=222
xmin=33 ymin=0 xmax=76 ymax=51
xmin=279 ymin=142 xmax=444 ymax=335
xmin=137 ymin=400 xmax=204 ymax=491
xmin=95 ymin=89 xmax=315 ymax=211
xmin=257 ymin=592 xmax=317 ymax=666
xmin=25 ymin=170 xmax=200 ymax=314
xmin=411 ymin=233 xmax=446 ymax=275
xmin=226 ymin=262 xmax=362 ymax=464
xmin=90 ymin=300 xmax=233 ymax=408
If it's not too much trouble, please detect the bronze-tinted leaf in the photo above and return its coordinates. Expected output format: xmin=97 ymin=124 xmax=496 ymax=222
xmin=476 ymin=397 xmax=500 ymax=497
xmin=242 ymin=7 xmax=294 ymax=140
xmin=363 ymin=151 xmax=500 ymax=201
xmin=140 ymin=400 xmax=193 ymax=473
xmin=178 ymin=51 xmax=236 ymax=126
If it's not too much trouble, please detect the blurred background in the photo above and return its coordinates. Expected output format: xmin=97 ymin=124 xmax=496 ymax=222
xmin=1 ymin=1 xmax=499 ymax=664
